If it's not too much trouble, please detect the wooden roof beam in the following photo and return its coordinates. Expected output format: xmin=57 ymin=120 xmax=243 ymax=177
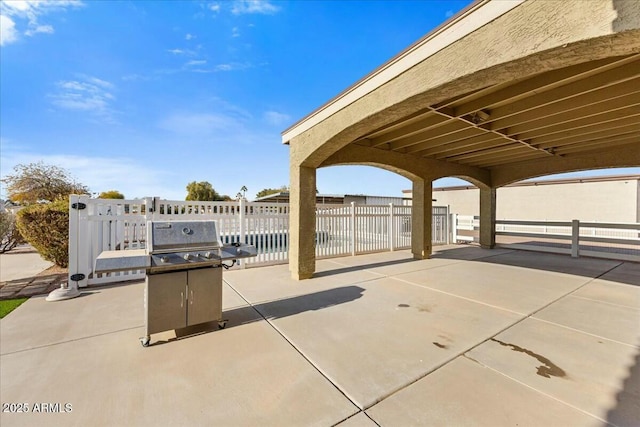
xmin=387 ymin=119 xmax=468 ymax=150
xmin=432 ymin=107 xmax=554 ymax=157
xmin=480 ymin=61 xmax=640 ymax=124
xmin=468 ymin=151 xmax=548 ymax=168
xmin=416 ymin=133 xmax=500 ymax=157
xmin=448 ymin=55 xmax=635 ymax=116
xmin=505 ymin=104 xmax=640 ymax=139
xmin=402 ymin=126 xmax=488 ymax=154
xmin=366 ymin=113 xmax=448 ymax=147
xmin=487 ymin=83 xmax=640 ymax=131
xmin=534 ymin=123 xmax=640 ymax=149
xmin=554 ymin=136 xmax=639 ymax=155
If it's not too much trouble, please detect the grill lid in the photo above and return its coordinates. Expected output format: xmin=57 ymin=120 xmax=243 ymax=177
xmin=147 ymin=220 xmax=222 ymax=253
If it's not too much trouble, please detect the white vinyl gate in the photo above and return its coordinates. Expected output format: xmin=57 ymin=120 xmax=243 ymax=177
xmin=68 ymin=196 xmax=449 ymax=287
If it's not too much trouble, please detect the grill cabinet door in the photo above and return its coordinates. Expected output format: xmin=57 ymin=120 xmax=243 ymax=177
xmin=146 ymin=271 xmax=188 ymax=334
xmin=187 ymin=267 xmax=223 ymax=326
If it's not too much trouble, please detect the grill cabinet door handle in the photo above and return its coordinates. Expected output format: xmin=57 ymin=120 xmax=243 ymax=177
xmin=181 ymin=291 xmax=184 ymax=308
xmin=190 ymin=290 xmax=193 ymax=305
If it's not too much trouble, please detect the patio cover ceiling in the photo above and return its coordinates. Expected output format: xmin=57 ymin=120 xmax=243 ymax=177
xmin=351 ymin=54 xmax=639 ymax=170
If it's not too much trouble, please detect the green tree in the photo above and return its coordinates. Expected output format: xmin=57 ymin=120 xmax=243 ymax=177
xmin=255 ymin=185 xmax=289 ymax=199
xmin=185 ymin=181 xmax=225 ymax=201
xmin=98 ymin=190 xmax=125 ymax=199
xmin=1 ymin=162 xmax=89 ymax=204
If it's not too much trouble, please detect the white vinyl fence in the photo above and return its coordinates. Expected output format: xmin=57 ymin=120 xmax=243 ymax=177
xmin=315 ymin=203 xmax=416 ymax=258
xmin=68 ymin=196 xmax=450 ymax=287
xmin=68 ymin=196 xmax=639 ymax=289
xmin=452 ymin=214 xmax=640 ymax=262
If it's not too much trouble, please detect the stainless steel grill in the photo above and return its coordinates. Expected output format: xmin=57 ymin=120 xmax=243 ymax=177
xmin=95 ymin=220 xmax=256 ymax=346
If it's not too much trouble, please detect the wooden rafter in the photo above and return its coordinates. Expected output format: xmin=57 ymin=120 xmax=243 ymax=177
xmin=351 ymin=53 xmax=640 ymax=171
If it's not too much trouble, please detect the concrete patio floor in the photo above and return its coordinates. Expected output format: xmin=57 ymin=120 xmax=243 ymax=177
xmin=1 ymin=246 xmax=639 ymax=426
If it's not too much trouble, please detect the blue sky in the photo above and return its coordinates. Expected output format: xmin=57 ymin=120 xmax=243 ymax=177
xmin=1 ymin=0 xmax=638 ymax=201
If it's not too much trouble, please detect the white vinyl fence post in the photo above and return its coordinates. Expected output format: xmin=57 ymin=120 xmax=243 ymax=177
xmin=451 ymin=213 xmax=458 ymax=244
xmin=444 ymin=206 xmax=450 ymax=245
xmin=239 ymin=198 xmax=246 ymax=268
xmin=47 ymin=194 xmax=86 ymax=301
xmin=75 ymin=195 xmax=91 ymax=288
xmin=571 ymin=219 xmax=580 ymax=258
xmin=389 ymin=203 xmax=395 ymax=252
xmin=350 ymin=202 xmax=356 ymax=256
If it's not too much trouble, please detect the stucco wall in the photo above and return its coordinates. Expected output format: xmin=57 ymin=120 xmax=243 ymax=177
xmin=426 ymin=178 xmax=639 ymax=222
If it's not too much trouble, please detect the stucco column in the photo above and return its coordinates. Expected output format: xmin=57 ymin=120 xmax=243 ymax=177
xmin=411 ymin=178 xmax=432 ymax=259
xmin=289 ymin=164 xmax=316 ymax=280
xmin=479 ymin=187 xmax=496 ymax=249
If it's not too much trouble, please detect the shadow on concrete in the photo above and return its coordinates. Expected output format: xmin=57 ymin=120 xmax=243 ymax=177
xmin=251 ymin=285 xmax=365 ymax=320
xmin=0 ymin=245 xmax=39 ymax=255
xmin=496 ymin=239 xmax=639 ymax=260
xmin=314 ymin=258 xmax=417 ymax=277
xmin=1 ymin=273 xmax=67 ymax=300
xmin=3 ymin=277 xmax=143 ymax=300
xmin=474 ymin=250 xmax=639 ymax=286
xmin=157 ymin=286 xmax=366 ymax=345
xmin=312 ymin=246 xmax=638 ymax=286
xmin=433 ymin=245 xmax=639 ymax=286
xmin=606 ymin=340 xmax=640 ymax=427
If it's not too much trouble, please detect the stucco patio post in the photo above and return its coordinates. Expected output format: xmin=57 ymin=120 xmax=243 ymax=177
xmin=411 ymin=178 xmax=433 ymax=259
xmin=289 ymin=164 xmax=316 ymax=279
xmin=479 ymin=187 xmax=497 ymax=249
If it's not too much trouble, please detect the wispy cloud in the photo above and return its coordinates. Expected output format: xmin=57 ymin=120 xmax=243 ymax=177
xmin=231 ymin=26 xmax=240 ymax=38
xmin=157 ymin=101 xmax=270 ymax=146
xmin=208 ymin=3 xmax=221 ymax=13
xmin=167 ymin=48 xmax=196 ymax=56
xmin=0 ymin=0 xmax=83 ymax=45
xmin=213 ymin=62 xmax=251 ymax=72
xmin=159 ymin=112 xmax=246 ymax=137
xmin=49 ymin=75 xmax=118 ymax=123
xmin=264 ymin=111 xmax=290 ymax=126
xmin=185 ymin=59 xmax=207 ymax=67
xmin=185 ymin=33 xmax=195 ymax=40
xmin=0 ymin=14 xmax=17 ymax=45
xmin=25 ymin=23 xmax=53 ymax=36
xmin=171 ymin=61 xmax=253 ymax=74
xmin=0 ymin=147 xmax=183 ymax=200
xmin=231 ymin=0 xmax=279 ymax=15
xmin=80 ymin=74 xmax=114 ymax=89
xmin=121 ymin=73 xmax=155 ymax=82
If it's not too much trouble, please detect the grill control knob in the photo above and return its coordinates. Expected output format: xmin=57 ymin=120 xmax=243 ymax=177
xmin=160 ymin=256 xmax=169 ymax=263
xmin=183 ymin=254 xmax=193 ymax=261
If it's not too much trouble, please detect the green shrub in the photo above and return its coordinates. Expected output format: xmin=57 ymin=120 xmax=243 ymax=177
xmin=0 ymin=211 xmax=25 ymax=253
xmin=16 ymin=199 xmax=69 ymax=267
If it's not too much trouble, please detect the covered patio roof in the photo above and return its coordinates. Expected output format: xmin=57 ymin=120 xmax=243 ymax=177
xmin=345 ymin=54 xmax=638 ymax=176
xmin=284 ymin=0 xmax=640 ymax=279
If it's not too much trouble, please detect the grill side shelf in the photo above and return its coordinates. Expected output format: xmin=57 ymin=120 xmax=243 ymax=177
xmin=219 ymin=244 xmax=257 ymax=261
xmin=95 ymin=249 xmax=150 ymax=274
